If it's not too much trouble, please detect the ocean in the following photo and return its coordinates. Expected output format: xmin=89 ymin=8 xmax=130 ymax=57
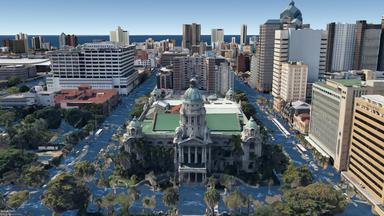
xmin=0 ymin=35 xmax=254 ymax=48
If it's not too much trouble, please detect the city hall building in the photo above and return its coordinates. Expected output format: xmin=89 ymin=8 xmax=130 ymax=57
xmin=122 ymin=80 xmax=263 ymax=183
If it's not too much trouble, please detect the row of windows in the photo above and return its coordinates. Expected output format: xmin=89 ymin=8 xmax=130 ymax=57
xmin=351 ymin=140 xmax=384 ymax=169
xmin=349 ymin=162 xmax=382 ymax=198
xmin=353 ymin=122 xmax=384 ymax=144
xmin=350 ymin=150 xmax=383 ymax=182
xmin=356 ymin=110 xmax=384 ymax=127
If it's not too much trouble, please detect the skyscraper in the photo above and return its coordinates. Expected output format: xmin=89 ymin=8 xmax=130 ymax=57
xmin=182 ymin=23 xmax=201 ymax=50
xmin=65 ymin=35 xmax=78 ymax=47
xmin=31 ymin=36 xmax=41 ymax=50
xmin=59 ymin=33 xmax=66 ymax=49
xmin=272 ymin=28 xmax=327 ymax=107
xmin=211 ymin=28 xmax=224 ymax=48
xmin=15 ymin=32 xmax=28 ymax=52
xmin=110 ymin=26 xmax=129 ymax=45
xmin=326 ymin=23 xmax=357 ymax=72
xmin=353 ymin=20 xmax=382 ymax=70
xmin=255 ymin=0 xmax=304 ymax=92
xmin=240 ymin=24 xmax=247 ymax=45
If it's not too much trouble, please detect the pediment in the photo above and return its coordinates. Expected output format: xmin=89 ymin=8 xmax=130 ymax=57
xmin=178 ymin=137 xmax=207 ymax=146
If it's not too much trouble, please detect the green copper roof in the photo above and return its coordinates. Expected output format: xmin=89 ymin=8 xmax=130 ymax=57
xmin=245 ymin=117 xmax=259 ymax=129
xmin=128 ymin=116 xmax=141 ymax=128
xmin=331 ymin=79 xmax=362 ymax=87
xmin=183 ymin=87 xmax=203 ymax=102
xmin=153 ymin=113 xmax=180 ymax=131
xmin=150 ymin=113 xmax=241 ymax=132
xmin=206 ymin=114 xmax=241 ymax=131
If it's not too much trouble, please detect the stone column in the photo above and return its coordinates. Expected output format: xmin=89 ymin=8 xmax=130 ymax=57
xmin=195 ymin=147 xmax=198 ymax=164
xmin=208 ymin=147 xmax=212 ymax=171
xmin=188 ymin=147 xmax=191 ymax=163
xmin=180 ymin=147 xmax=183 ymax=163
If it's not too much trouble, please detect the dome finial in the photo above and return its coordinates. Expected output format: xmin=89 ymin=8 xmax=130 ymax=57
xmin=189 ymin=78 xmax=198 ymax=88
xmin=289 ymin=0 xmax=295 ymax=6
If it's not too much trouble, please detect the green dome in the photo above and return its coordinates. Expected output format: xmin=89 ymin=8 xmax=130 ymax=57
xmin=128 ymin=116 xmax=141 ymax=128
xmin=183 ymin=87 xmax=203 ymax=102
xmin=245 ymin=117 xmax=258 ymax=129
xmin=183 ymin=78 xmax=203 ymax=102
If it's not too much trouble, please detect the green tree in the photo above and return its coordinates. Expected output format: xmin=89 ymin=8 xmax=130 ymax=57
xmin=100 ymin=192 xmax=116 ymax=216
xmin=0 ymin=111 xmax=16 ymax=127
xmin=282 ymin=163 xmax=313 ymax=189
xmin=42 ymin=173 xmax=90 ymax=213
xmin=204 ymin=187 xmax=220 ymax=215
xmin=252 ymin=204 xmax=279 ymax=216
xmin=0 ymin=148 xmax=37 ymax=180
xmin=7 ymin=76 xmax=21 ymax=87
xmin=231 ymin=135 xmax=244 ymax=176
xmin=20 ymin=163 xmax=49 ymax=187
xmin=18 ymin=85 xmax=30 ymax=93
xmin=74 ymin=161 xmax=96 ymax=180
xmin=220 ymin=174 xmax=236 ymax=192
xmin=241 ymin=101 xmax=256 ymax=119
xmin=234 ymin=91 xmax=248 ymax=102
xmin=63 ymin=109 xmax=93 ymax=128
xmin=279 ymin=182 xmax=347 ymax=215
xmin=117 ymin=186 xmax=140 ymax=215
xmin=163 ymin=187 xmax=179 ymax=208
xmin=142 ymin=195 xmax=156 ymax=212
xmin=6 ymin=86 xmax=19 ymax=94
xmin=34 ymin=107 xmax=62 ymax=129
xmin=224 ymin=189 xmax=247 ymax=214
xmin=6 ymin=190 xmax=29 ymax=209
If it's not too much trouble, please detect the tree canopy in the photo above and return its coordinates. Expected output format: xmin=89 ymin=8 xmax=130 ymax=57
xmin=42 ymin=173 xmax=90 ymax=213
xmin=163 ymin=187 xmax=179 ymax=208
xmin=282 ymin=163 xmax=313 ymax=189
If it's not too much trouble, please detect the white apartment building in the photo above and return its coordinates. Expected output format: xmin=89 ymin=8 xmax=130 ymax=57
xmin=211 ymin=29 xmax=224 ymax=49
xmin=272 ymin=28 xmax=327 ymax=106
xmin=215 ymin=62 xmax=234 ymax=95
xmin=110 ymin=26 xmax=130 ymax=45
xmin=46 ymin=42 xmax=138 ymax=95
xmin=280 ymin=62 xmax=308 ymax=102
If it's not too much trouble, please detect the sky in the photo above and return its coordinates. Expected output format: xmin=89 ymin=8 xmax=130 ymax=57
xmin=1 ymin=0 xmax=383 ymax=35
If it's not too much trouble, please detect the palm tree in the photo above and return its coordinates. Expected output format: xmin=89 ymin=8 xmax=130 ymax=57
xmin=100 ymin=192 xmax=116 ymax=216
xmin=204 ymin=187 xmax=220 ymax=216
xmin=231 ymin=135 xmax=244 ymax=176
xmin=163 ymin=186 xmax=179 ymax=214
xmin=224 ymin=189 xmax=247 ymax=214
xmin=117 ymin=186 xmax=139 ymax=215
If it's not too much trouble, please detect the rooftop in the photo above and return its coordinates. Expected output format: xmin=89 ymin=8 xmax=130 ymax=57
xmin=331 ymin=79 xmax=362 ymax=87
xmin=0 ymin=58 xmax=50 ymax=66
xmin=146 ymin=113 xmax=241 ymax=134
xmin=54 ymin=85 xmax=118 ymax=105
xmin=362 ymin=95 xmax=384 ymax=106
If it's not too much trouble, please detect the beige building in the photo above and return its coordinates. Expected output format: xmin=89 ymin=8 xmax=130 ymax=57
xmin=306 ymin=79 xmax=384 ymax=171
xmin=274 ymin=62 xmax=307 ymax=111
xmin=342 ymin=95 xmax=384 ymax=216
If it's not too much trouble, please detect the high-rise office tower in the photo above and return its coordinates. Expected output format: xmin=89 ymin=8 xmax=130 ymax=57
xmin=326 ymin=23 xmax=357 ymax=72
xmin=59 ymin=33 xmax=66 ymax=49
xmin=110 ymin=26 xmax=129 ymax=45
xmin=31 ymin=36 xmax=41 ymax=50
xmin=216 ymin=62 xmax=234 ymax=95
xmin=378 ymin=16 xmax=384 ymax=71
xmin=255 ymin=0 xmax=304 ymax=92
xmin=306 ymin=79 xmax=384 ymax=171
xmin=353 ymin=20 xmax=382 ymax=70
xmin=65 ymin=35 xmax=78 ymax=47
xmin=240 ymin=24 xmax=247 ymax=45
xmin=343 ymin=95 xmax=384 ymax=215
xmin=236 ymin=53 xmax=250 ymax=73
xmin=182 ymin=23 xmax=201 ymax=50
xmin=211 ymin=28 xmax=224 ymax=48
xmin=272 ymin=28 xmax=327 ymax=106
xmin=15 ymin=32 xmax=28 ymax=52
xmin=47 ymin=42 xmax=138 ymax=95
